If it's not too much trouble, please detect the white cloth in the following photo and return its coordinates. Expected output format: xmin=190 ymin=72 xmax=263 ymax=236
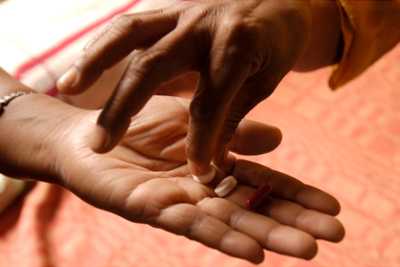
xmin=0 ymin=0 xmax=173 ymax=212
xmin=0 ymin=0 xmax=171 ymax=92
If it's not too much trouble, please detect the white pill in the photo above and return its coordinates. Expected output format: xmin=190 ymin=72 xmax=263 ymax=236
xmin=214 ymin=175 xmax=237 ymax=197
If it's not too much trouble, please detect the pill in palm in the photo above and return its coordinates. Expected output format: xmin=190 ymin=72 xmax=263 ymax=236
xmin=246 ymin=183 xmax=272 ymax=210
xmin=214 ymin=175 xmax=238 ymax=197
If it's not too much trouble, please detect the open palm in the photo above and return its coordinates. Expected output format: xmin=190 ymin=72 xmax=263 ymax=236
xmin=57 ymin=96 xmax=344 ymax=264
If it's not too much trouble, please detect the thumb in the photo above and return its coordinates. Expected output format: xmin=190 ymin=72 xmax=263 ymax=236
xmin=229 ymin=120 xmax=282 ymax=155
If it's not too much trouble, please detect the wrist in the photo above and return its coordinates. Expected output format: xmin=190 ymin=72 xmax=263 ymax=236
xmin=293 ymin=0 xmax=342 ymax=71
xmin=0 ymin=68 xmax=34 ymax=96
xmin=263 ymin=0 xmax=312 ymax=74
xmin=0 ymin=93 xmax=83 ymax=182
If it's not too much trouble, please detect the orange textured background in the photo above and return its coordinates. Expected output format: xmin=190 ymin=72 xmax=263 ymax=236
xmin=0 ymin=45 xmax=399 ymax=267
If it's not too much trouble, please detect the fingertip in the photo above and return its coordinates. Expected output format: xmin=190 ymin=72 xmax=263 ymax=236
xmin=89 ymin=124 xmax=115 ymax=153
xmin=220 ymin=231 xmax=264 ymax=264
xmin=297 ymin=211 xmax=345 ymax=243
xmin=250 ymin=247 xmax=265 ymax=264
xmin=269 ymin=126 xmax=283 ymax=150
xmin=303 ymin=240 xmax=318 ymax=260
xmin=267 ymin=226 xmax=318 ymax=260
xmin=298 ymin=186 xmax=342 ymax=216
xmin=321 ymin=193 xmax=341 ymax=216
xmin=330 ymin=197 xmax=342 ymax=216
xmin=327 ymin=218 xmax=345 ymax=243
xmin=292 ymin=232 xmax=318 ymax=260
xmin=57 ymin=68 xmax=80 ymax=94
xmin=230 ymin=121 xmax=283 ymax=155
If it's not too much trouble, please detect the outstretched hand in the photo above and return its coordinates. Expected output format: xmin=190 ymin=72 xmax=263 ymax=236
xmin=52 ymin=95 xmax=344 ymax=263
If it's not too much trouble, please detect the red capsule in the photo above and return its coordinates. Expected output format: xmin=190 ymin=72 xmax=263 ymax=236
xmin=246 ymin=183 xmax=272 ymax=210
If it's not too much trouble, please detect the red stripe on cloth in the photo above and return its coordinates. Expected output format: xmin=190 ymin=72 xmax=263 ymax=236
xmin=14 ymin=0 xmax=142 ymax=81
xmin=46 ymin=87 xmax=59 ymax=97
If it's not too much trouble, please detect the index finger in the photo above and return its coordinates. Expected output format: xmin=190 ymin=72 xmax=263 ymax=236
xmin=57 ymin=10 xmax=178 ymax=94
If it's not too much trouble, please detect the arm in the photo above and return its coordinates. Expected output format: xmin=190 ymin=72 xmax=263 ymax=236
xmin=0 ymin=67 xmax=83 ymax=181
xmin=0 ymin=71 xmax=345 ymax=263
xmin=330 ymin=0 xmax=400 ymax=88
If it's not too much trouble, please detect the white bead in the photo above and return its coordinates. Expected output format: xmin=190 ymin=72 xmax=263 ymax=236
xmin=214 ymin=175 xmax=237 ymax=197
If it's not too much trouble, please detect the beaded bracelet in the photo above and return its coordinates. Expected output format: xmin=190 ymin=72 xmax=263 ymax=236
xmin=0 ymin=92 xmax=30 ymax=116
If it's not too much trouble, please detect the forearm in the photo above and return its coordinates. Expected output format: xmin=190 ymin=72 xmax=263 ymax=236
xmin=293 ymin=0 xmax=342 ymax=71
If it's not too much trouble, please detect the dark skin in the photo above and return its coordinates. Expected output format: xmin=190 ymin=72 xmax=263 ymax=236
xmin=57 ymin=0 xmax=342 ymax=179
xmin=0 ymin=68 xmax=344 ymax=263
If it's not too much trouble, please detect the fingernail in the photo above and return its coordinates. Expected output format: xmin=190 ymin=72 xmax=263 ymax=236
xmin=214 ymin=175 xmax=238 ymax=197
xmin=0 ymin=174 xmax=6 ymax=193
xmin=100 ymin=129 xmax=113 ymax=152
xmin=246 ymin=183 xmax=272 ymax=210
xmin=57 ymin=68 xmax=78 ymax=93
xmin=192 ymin=165 xmax=216 ymax=184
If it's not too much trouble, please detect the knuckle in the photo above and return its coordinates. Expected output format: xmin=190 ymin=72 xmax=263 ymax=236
xmin=196 ymin=197 xmax=215 ymax=210
xmin=135 ymin=53 xmax=156 ymax=72
xmin=98 ymin=15 xmax=141 ymax=49
xmin=189 ymin=98 xmax=218 ymax=122
xmin=229 ymin=209 xmax=246 ymax=228
xmin=112 ymin=14 xmax=137 ymax=28
xmin=223 ymin=16 xmax=259 ymax=41
xmin=184 ymin=3 xmax=211 ymax=19
xmin=217 ymin=14 xmax=266 ymax=59
xmin=187 ymin=213 xmax=211 ymax=238
xmin=225 ymin=18 xmax=247 ymax=36
xmin=199 ymin=197 xmax=228 ymax=211
xmin=124 ymin=181 xmax=162 ymax=221
xmin=128 ymin=49 xmax=169 ymax=76
xmin=142 ymin=48 xmax=170 ymax=66
xmin=111 ymin=14 xmax=144 ymax=37
xmin=218 ymin=18 xmax=266 ymax=70
xmin=197 ymin=198 xmax=234 ymax=223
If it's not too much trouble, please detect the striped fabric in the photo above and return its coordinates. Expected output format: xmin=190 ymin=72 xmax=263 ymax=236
xmin=0 ymin=0 xmax=169 ymax=95
xmin=1 ymin=45 xmax=399 ymax=267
